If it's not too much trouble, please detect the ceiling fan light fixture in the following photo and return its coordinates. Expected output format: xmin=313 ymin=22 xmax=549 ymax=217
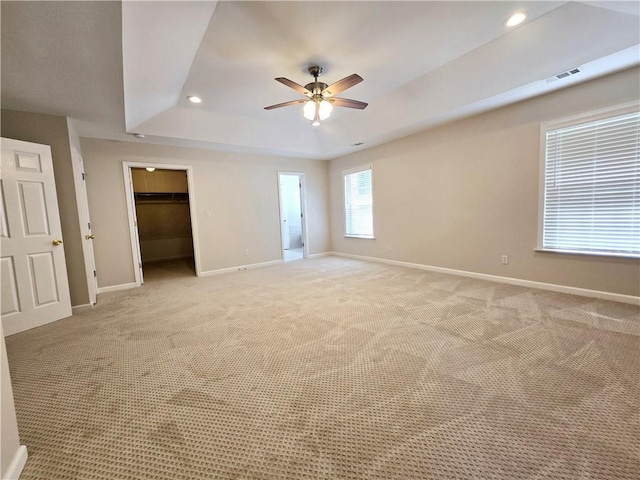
xmin=318 ymin=100 xmax=333 ymax=120
xmin=303 ymin=100 xmax=316 ymax=120
xmin=266 ymin=66 xmax=367 ymax=124
xmin=505 ymin=11 xmax=527 ymax=27
xmin=303 ymin=98 xmax=333 ymax=124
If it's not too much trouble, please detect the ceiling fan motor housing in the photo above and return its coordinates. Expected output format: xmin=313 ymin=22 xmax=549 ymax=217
xmin=306 ymin=66 xmax=327 ymax=95
xmin=304 ymin=82 xmax=328 ymax=96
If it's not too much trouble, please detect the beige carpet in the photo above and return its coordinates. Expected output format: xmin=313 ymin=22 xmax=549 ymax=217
xmin=5 ymin=257 xmax=639 ymax=479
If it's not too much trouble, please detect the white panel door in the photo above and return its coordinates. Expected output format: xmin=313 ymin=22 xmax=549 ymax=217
xmin=124 ymin=167 xmax=144 ymax=285
xmin=71 ymin=148 xmax=97 ymax=305
xmin=1 ymin=138 xmax=72 ymax=336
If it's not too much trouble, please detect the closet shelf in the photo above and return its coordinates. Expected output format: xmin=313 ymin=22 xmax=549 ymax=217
xmin=134 ymin=192 xmax=189 ymax=204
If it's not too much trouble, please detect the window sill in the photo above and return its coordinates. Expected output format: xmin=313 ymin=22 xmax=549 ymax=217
xmin=535 ymin=248 xmax=640 ymax=260
xmin=345 ymin=235 xmax=376 ymax=240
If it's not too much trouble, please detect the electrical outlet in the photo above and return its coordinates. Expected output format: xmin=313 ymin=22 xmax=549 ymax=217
xmin=501 ymin=255 xmax=509 ymax=265
xmin=244 ymin=249 xmax=249 ymax=256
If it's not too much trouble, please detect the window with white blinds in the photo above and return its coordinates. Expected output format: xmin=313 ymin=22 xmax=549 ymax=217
xmin=541 ymin=108 xmax=640 ymax=257
xmin=344 ymin=166 xmax=374 ymax=238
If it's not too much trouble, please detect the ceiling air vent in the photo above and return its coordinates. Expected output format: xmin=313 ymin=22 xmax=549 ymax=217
xmin=546 ymin=67 xmax=582 ymax=84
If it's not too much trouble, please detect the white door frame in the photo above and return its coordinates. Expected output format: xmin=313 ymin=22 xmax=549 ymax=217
xmin=277 ymin=171 xmax=308 ymax=260
xmin=70 ymin=148 xmax=97 ymax=306
xmin=122 ymin=162 xmax=201 ymax=286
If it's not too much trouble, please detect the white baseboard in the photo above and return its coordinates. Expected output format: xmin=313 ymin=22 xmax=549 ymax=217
xmin=4 ymin=445 xmax=27 ymax=480
xmin=200 ymin=259 xmax=283 ymax=277
xmin=331 ymin=252 xmax=640 ymax=305
xmin=307 ymin=252 xmax=332 ymax=259
xmin=97 ymin=282 xmax=137 ymax=294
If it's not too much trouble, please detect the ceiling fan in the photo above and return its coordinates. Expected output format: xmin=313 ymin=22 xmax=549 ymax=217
xmin=264 ymin=66 xmax=368 ymax=126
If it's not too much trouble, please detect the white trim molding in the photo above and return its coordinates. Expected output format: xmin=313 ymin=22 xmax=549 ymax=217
xmin=343 ymin=164 xmax=375 ymax=239
xmin=307 ymin=252 xmax=332 ymax=259
xmin=121 ymin=162 xmax=202 ymax=286
xmin=330 ymin=252 xmax=640 ymax=305
xmin=277 ymin=171 xmax=309 ymax=260
xmin=4 ymin=445 xmax=28 ymax=480
xmin=200 ymin=259 xmax=283 ymax=277
xmin=535 ymin=100 xmax=640 ymax=258
xmin=97 ymin=283 xmax=137 ymax=294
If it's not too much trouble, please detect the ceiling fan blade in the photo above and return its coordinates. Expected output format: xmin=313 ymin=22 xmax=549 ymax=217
xmin=275 ymin=77 xmax=312 ymax=96
xmin=321 ymin=74 xmax=363 ymax=97
xmin=328 ymin=97 xmax=368 ymax=110
xmin=264 ymin=99 xmax=307 ymax=110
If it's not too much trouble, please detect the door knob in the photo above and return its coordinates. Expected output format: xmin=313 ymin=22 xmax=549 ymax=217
xmin=85 ymin=234 xmax=95 ymax=240
xmin=52 ymin=239 xmax=63 ymax=246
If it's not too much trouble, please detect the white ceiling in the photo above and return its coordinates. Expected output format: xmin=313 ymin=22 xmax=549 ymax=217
xmin=2 ymin=1 xmax=639 ymax=160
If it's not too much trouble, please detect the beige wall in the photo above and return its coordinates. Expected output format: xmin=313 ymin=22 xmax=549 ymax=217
xmin=1 ymin=110 xmax=90 ymax=306
xmin=1 ymin=322 xmax=22 ymax=479
xmin=329 ymin=67 xmax=640 ymax=297
xmin=80 ymin=139 xmax=330 ymax=288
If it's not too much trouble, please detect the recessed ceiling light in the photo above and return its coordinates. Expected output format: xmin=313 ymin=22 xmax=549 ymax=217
xmin=187 ymin=96 xmax=202 ymax=104
xmin=145 ymin=167 xmax=156 ymax=172
xmin=505 ymin=11 xmax=527 ymax=27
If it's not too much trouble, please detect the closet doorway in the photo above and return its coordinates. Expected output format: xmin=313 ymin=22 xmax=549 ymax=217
xmin=278 ymin=172 xmax=307 ymax=262
xmin=123 ymin=163 xmax=201 ymax=285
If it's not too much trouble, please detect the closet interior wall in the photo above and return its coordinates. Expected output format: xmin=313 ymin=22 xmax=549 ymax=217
xmin=131 ymin=169 xmax=194 ymax=264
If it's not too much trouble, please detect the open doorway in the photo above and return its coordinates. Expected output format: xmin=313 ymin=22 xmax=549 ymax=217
xmin=123 ymin=163 xmax=201 ymax=285
xmin=278 ymin=172 xmax=307 ymax=262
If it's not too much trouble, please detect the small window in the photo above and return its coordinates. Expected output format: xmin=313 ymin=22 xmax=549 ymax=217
xmin=540 ymin=107 xmax=640 ymax=257
xmin=344 ymin=166 xmax=374 ymax=238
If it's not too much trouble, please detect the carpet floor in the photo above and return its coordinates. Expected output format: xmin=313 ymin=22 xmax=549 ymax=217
xmin=5 ymin=257 xmax=639 ymax=479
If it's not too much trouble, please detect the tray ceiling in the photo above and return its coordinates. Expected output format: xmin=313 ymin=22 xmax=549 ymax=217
xmin=2 ymin=1 xmax=639 ymax=159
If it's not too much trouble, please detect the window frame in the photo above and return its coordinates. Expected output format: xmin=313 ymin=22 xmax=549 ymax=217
xmin=537 ymin=102 xmax=640 ymax=258
xmin=343 ymin=164 xmax=375 ymax=239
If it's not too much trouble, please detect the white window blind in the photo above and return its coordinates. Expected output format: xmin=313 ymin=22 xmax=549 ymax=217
xmin=344 ymin=167 xmax=374 ymax=238
xmin=542 ymin=110 xmax=640 ymax=256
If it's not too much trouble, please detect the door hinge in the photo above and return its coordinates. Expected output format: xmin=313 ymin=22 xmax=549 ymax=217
xmin=82 ymin=172 xmax=87 ymax=181
xmin=299 ymin=183 xmax=302 ymax=188
xmin=139 ymin=262 xmax=142 ymax=269
xmin=88 ymin=222 xmax=91 ymax=230
xmin=93 ymin=270 xmax=97 ymax=278
xmin=300 ymin=213 xmax=303 ymax=218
